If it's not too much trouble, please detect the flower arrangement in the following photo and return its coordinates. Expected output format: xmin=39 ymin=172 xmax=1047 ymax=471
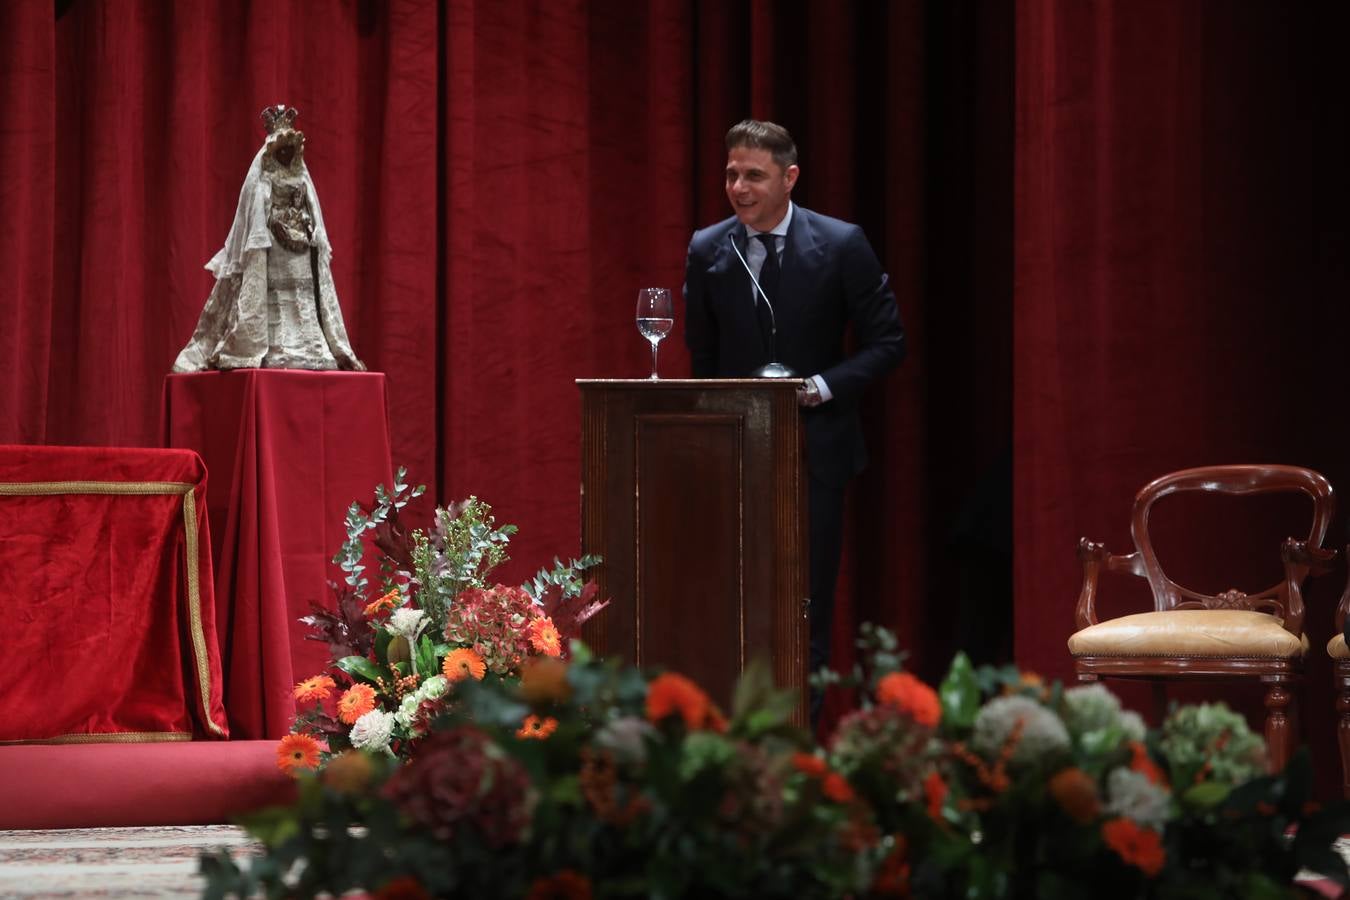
xmin=206 ymin=624 xmax=1350 ymax=899
xmin=278 ymin=470 xmax=606 ymax=768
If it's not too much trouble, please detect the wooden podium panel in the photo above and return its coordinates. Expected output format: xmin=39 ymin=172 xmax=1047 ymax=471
xmin=578 ymin=379 xmax=808 ymax=725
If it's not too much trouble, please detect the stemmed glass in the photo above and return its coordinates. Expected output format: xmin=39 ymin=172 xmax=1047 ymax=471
xmin=635 ymin=287 xmax=674 ymax=380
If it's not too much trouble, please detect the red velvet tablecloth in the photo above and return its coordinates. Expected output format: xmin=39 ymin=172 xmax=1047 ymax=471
xmin=0 ymin=445 xmax=229 ymax=742
xmin=162 ymin=369 xmax=393 ymax=739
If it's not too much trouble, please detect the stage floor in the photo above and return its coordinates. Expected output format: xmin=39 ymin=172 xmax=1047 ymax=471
xmin=0 ymin=825 xmax=256 ymax=898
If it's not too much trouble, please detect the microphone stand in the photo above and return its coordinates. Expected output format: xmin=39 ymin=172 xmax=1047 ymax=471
xmin=728 ymin=232 xmax=798 ymax=378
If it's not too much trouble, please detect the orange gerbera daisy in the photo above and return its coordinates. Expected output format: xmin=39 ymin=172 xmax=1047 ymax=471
xmin=525 ymin=869 xmax=593 ymax=900
xmin=645 ymin=671 xmax=717 ymax=730
xmin=363 ymin=589 xmax=400 ymax=617
xmin=293 ymin=674 xmax=337 ymax=703
xmin=871 ymin=836 xmax=911 ymax=897
xmin=822 ymin=772 xmax=856 ymax=804
xmin=516 ymin=714 xmax=559 ymax=740
xmin=337 ymin=683 xmax=377 ymax=724
xmin=792 ymin=752 xmax=829 ymax=779
xmin=876 ymin=671 xmax=941 ymax=727
xmin=1048 ymin=767 xmax=1100 ymax=824
xmin=1129 ymin=741 xmax=1168 ymax=788
xmin=1102 ymin=817 xmax=1165 ymax=877
xmin=443 ymin=647 xmax=487 ymax=682
xmin=521 ymin=657 xmax=572 ymax=704
xmin=528 ymin=617 xmax=564 ymax=657
xmin=924 ymin=770 xmax=949 ymax=819
xmin=276 ymin=733 xmax=323 ymax=775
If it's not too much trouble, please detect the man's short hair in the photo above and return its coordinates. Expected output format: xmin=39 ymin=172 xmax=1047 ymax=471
xmin=725 ymin=119 xmax=798 ymax=169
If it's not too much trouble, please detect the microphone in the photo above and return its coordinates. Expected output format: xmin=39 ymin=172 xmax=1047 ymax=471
xmin=727 ymin=231 xmax=798 ymax=378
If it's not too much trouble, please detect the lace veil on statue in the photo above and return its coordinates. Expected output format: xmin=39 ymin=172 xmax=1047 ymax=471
xmin=172 ymin=105 xmax=364 ymax=373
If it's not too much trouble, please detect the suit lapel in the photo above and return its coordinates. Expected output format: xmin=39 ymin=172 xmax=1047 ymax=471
xmin=778 ymin=206 xmax=822 ymax=344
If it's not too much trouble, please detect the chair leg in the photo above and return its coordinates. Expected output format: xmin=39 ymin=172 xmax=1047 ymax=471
xmin=1337 ymin=665 xmax=1350 ymax=799
xmin=1262 ymin=683 xmax=1293 ymax=773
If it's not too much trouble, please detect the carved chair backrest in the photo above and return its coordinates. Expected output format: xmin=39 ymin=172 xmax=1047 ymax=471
xmin=1131 ymin=465 xmax=1333 ymax=634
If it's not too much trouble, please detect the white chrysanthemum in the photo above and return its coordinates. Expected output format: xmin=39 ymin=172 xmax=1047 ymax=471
xmin=1119 ymin=710 xmax=1147 ymax=743
xmin=1063 ymin=683 xmax=1125 ymax=734
xmin=1105 ymin=766 xmax=1171 ymax=830
xmin=386 ymin=607 xmax=428 ymax=640
xmin=972 ymin=695 xmax=1070 ymax=767
xmin=349 ymin=709 xmax=396 ymax=753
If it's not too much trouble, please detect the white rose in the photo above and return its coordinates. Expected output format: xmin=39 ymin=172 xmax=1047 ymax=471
xmin=418 ymin=675 xmax=449 ymax=700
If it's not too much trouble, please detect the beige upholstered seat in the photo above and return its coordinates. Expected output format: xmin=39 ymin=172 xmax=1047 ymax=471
xmin=1068 ymin=610 xmax=1306 ymax=658
xmin=1069 ymin=465 xmax=1335 ymax=773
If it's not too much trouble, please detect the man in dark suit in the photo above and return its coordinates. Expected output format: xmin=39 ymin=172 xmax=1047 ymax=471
xmin=683 ymin=120 xmax=906 ymax=707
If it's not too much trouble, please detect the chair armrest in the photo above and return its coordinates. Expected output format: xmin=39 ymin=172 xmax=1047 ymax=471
xmin=1282 ymin=538 xmax=1337 ymax=576
xmin=1075 ymin=539 xmax=1143 ymax=631
xmin=1280 ymin=538 xmax=1337 ymax=636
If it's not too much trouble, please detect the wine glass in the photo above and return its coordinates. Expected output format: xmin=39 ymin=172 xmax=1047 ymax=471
xmin=635 ymin=287 xmax=674 ymax=380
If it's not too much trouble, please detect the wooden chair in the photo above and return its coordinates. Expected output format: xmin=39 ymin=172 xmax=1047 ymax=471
xmin=1330 ymin=549 xmax=1350 ymax=797
xmin=1067 ymin=465 xmax=1335 ymax=772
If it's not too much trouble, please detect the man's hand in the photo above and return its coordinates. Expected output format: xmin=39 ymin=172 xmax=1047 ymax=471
xmin=797 ymin=378 xmax=824 ymax=408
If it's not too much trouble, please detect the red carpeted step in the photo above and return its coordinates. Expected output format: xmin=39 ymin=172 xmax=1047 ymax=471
xmin=0 ymin=741 xmax=296 ymax=830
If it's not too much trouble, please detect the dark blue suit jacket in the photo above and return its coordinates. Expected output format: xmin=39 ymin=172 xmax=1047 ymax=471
xmin=683 ymin=205 xmax=905 ymax=487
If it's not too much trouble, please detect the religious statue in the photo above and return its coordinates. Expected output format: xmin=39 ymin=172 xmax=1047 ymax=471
xmin=172 ymin=106 xmax=365 ymax=372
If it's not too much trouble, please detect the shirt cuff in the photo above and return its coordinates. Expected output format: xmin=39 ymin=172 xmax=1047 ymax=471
xmin=810 ymin=374 xmax=833 ymax=403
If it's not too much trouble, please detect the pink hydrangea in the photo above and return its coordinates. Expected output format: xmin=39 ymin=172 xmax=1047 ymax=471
xmin=443 ymin=584 xmax=547 ymax=676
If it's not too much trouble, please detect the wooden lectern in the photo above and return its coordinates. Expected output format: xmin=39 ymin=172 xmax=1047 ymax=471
xmin=577 ymin=379 xmax=808 ymax=726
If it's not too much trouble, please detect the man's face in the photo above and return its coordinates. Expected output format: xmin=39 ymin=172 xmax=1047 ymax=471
xmin=725 ymin=146 xmax=798 ymax=233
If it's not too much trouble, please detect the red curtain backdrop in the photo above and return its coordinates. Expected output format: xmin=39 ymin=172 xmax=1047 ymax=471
xmin=11 ymin=1 xmax=1348 ymax=784
xmin=3 ymin=2 xmax=1004 ymax=701
xmin=1015 ymin=2 xmax=1350 ymax=793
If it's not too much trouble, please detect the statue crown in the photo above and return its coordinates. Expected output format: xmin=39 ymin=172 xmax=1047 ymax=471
xmin=261 ymin=105 xmax=299 ymax=134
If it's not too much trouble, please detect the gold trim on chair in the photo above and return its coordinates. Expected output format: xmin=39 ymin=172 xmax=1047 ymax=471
xmin=0 ymin=478 xmax=227 ymax=739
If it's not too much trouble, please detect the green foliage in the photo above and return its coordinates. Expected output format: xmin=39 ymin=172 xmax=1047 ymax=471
xmin=332 ymin=466 xmax=424 ymax=594
xmin=409 ymin=497 xmax=516 ymax=633
xmin=524 ymin=553 xmax=603 ymax=601
xmin=212 ymin=626 xmax=1350 ymax=899
xmin=939 ymin=652 xmax=980 ymax=731
xmin=210 ymin=648 xmax=866 ymax=899
xmin=1160 ymin=702 xmax=1268 ymax=788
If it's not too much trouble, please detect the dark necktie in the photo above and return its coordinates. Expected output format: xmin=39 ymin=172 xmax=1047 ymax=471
xmin=754 ymin=233 xmax=779 ymax=348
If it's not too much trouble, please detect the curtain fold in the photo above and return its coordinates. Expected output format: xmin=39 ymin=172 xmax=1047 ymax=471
xmin=1 ymin=3 xmax=55 ymax=443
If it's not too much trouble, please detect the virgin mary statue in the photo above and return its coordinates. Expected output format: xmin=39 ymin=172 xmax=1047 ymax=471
xmin=172 ymin=106 xmax=364 ymax=372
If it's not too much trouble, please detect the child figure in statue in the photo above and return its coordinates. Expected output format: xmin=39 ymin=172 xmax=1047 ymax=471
xmin=172 ymin=105 xmax=365 ymax=372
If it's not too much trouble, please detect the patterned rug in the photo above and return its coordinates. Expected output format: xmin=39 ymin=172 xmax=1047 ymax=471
xmin=0 ymin=825 xmax=1344 ymax=898
xmin=0 ymin=826 xmax=257 ymax=898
